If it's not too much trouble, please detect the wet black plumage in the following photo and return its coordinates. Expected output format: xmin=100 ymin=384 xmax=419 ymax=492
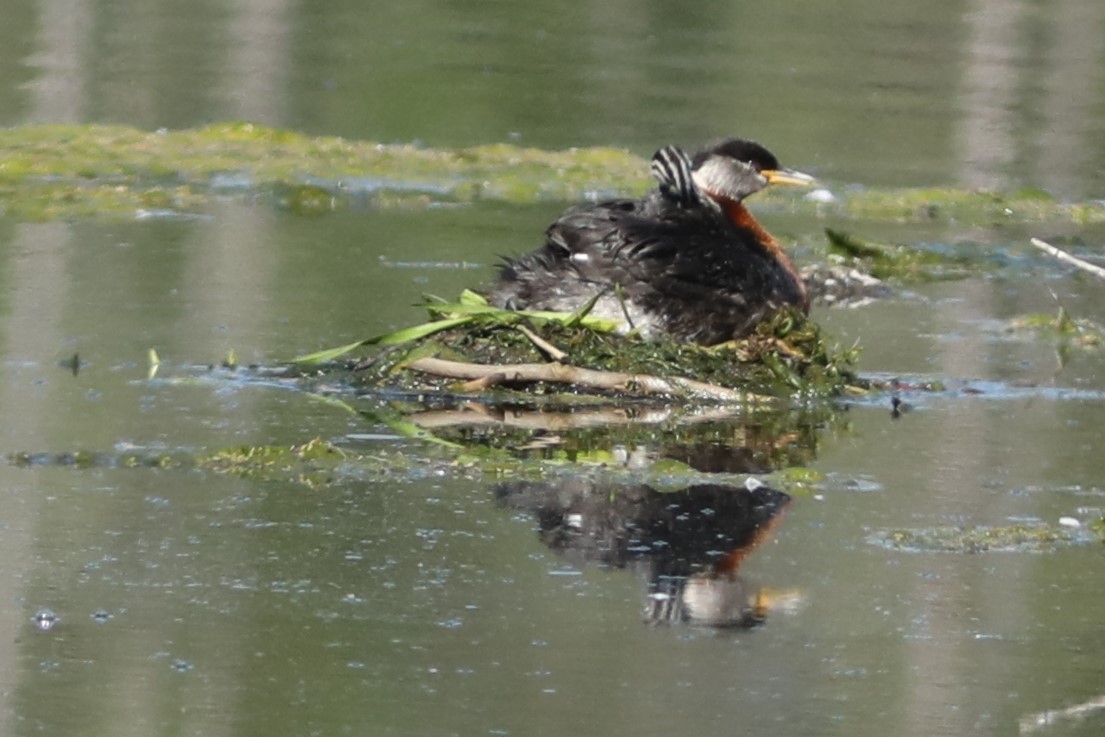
xmin=488 ymin=138 xmax=811 ymax=345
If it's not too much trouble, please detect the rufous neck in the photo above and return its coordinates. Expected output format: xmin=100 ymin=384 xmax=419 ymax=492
xmin=716 ymin=197 xmax=809 ymax=310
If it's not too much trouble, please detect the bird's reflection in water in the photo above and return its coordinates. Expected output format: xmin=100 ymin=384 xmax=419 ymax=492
xmin=494 ymin=477 xmax=795 ymax=628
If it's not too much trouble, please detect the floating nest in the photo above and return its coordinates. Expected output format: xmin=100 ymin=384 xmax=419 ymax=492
xmin=297 ymin=291 xmax=863 ymax=403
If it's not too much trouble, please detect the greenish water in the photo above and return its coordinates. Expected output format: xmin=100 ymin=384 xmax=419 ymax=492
xmin=3 ymin=202 xmax=1105 ymax=737
xmin=3 ymin=2 xmax=1105 ymax=737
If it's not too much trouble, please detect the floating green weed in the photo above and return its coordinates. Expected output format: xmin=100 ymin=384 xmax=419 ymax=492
xmin=3 ymin=123 xmax=1105 ymax=222
xmin=824 ymin=227 xmax=982 ymax=282
xmin=197 ymin=437 xmax=345 ymax=488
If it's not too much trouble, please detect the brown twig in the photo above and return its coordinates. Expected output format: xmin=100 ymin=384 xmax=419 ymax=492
xmin=514 ymin=325 xmax=568 ymax=361
xmin=1031 ymin=238 xmax=1105 ymax=281
xmin=406 ymin=357 xmax=769 ymax=403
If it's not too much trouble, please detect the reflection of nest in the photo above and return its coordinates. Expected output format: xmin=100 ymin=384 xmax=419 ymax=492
xmin=495 ymin=479 xmax=792 ymax=627
xmin=406 ymin=401 xmax=831 ymax=474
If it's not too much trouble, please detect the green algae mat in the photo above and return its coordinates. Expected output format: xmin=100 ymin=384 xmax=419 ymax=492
xmin=3 ymin=122 xmax=1105 ymax=224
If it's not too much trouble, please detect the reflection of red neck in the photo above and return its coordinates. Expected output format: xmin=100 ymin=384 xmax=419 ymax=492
xmin=715 ymin=196 xmax=809 ymax=311
xmin=715 ymin=505 xmax=789 ymax=577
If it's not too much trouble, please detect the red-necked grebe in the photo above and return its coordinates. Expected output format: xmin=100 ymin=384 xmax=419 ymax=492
xmin=489 ymin=138 xmax=813 ymax=345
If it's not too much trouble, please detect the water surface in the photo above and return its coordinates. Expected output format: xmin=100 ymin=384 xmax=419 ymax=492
xmin=4 ymin=0 xmax=1105 ymax=195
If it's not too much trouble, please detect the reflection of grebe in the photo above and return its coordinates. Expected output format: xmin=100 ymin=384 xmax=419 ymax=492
xmin=494 ymin=478 xmax=795 ymax=627
xmin=647 ymin=483 xmax=796 ymax=628
xmin=490 ymin=139 xmax=814 ymax=344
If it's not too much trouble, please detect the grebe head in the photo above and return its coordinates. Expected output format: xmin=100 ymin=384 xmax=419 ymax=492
xmin=691 ymin=138 xmax=814 ymax=203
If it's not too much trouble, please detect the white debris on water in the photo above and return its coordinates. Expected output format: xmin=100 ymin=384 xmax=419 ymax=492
xmin=804 ymin=187 xmax=837 ymax=203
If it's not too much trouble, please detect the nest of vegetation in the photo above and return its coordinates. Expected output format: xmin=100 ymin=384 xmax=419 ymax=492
xmin=298 ymin=291 xmax=862 ymax=403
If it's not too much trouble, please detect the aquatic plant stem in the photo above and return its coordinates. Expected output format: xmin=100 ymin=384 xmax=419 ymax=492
xmin=1031 ymin=238 xmax=1105 ymax=280
xmin=614 ymin=283 xmax=637 ymax=332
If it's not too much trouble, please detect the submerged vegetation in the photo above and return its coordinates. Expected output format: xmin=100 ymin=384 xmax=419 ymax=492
xmin=870 ymin=523 xmax=1089 ymax=553
xmin=824 ymin=227 xmax=988 ymax=282
xmin=2 ymin=123 xmax=1105 ymax=224
xmin=1008 ymin=308 xmax=1103 ymax=348
xmin=7 ymin=438 xmax=1104 ymax=552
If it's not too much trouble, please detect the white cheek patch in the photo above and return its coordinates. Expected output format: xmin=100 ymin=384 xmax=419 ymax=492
xmin=692 ymin=157 xmax=764 ymax=201
xmin=570 ymin=253 xmax=590 ymax=264
xmin=691 ymin=161 xmax=719 ymax=194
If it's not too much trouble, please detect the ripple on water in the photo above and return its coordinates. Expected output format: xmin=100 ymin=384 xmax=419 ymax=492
xmin=32 ymin=609 xmax=60 ymax=632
